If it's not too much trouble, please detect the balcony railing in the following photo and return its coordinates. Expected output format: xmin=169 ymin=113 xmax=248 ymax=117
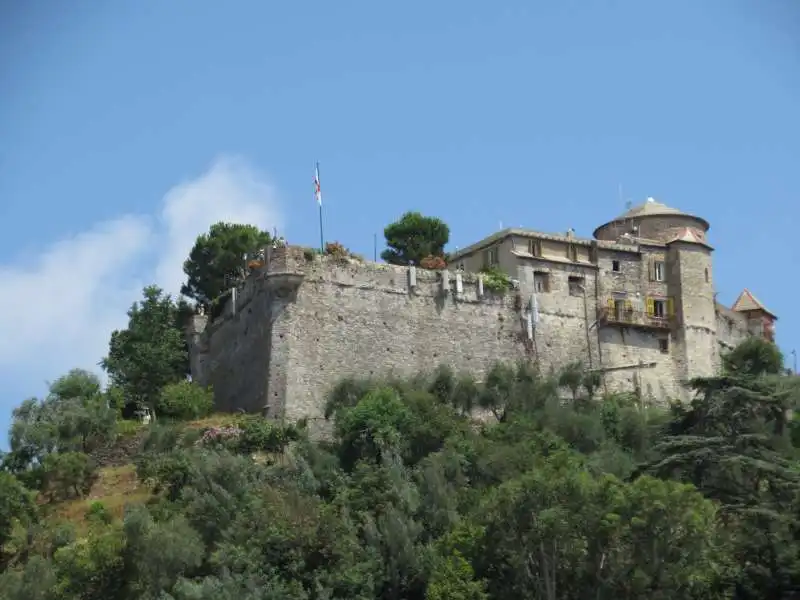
xmin=598 ymin=307 xmax=673 ymax=330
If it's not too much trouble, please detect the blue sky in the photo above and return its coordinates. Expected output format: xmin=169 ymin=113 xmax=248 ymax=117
xmin=1 ymin=1 xmax=798 ymax=439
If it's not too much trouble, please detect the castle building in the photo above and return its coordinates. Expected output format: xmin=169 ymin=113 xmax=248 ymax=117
xmin=449 ymin=197 xmax=776 ymax=385
xmin=186 ymin=198 xmax=775 ymax=435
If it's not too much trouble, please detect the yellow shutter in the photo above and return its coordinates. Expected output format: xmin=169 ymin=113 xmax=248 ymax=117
xmin=646 ymin=297 xmax=655 ymax=316
xmin=607 ymin=298 xmax=615 ymax=311
xmin=624 ymin=299 xmax=633 ymax=311
xmin=667 ymin=297 xmax=674 ymax=316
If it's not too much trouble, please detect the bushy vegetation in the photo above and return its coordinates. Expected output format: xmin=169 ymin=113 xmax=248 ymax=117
xmin=479 ymin=266 xmax=512 ymax=293
xmin=2 ymin=220 xmax=799 ymax=598
xmin=1 ymin=337 xmax=799 ymax=599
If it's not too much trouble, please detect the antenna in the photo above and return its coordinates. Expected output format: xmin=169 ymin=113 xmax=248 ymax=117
xmin=620 ymin=183 xmax=632 ymax=210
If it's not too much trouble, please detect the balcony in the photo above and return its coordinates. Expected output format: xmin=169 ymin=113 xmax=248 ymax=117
xmin=598 ymin=307 xmax=673 ymax=330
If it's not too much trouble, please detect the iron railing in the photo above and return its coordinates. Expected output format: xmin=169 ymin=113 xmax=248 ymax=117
xmin=598 ymin=307 xmax=673 ymax=329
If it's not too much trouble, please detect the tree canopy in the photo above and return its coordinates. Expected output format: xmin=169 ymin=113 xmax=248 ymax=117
xmin=3 ymin=335 xmax=798 ymax=599
xmin=102 ymin=286 xmax=189 ymax=414
xmin=381 ymin=211 xmax=450 ymax=266
xmin=181 ymin=222 xmax=272 ymax=305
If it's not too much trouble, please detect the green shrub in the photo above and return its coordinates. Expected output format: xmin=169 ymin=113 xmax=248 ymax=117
xmin=156 ymin=381 xmax=214 ymax=421
xmin=303 ymin=247 xmax=320 ymax=261
xmin=41 ymin=452 xmax=97 ymax=501
xmin=115 ymin=419 xmax=141 ymax=437
xmin=237 ymin=417 xmax=300 ymax=454
xmin=479 ymin=266 xmax=511 ymax=293
xmin=85 ymin=501 xmax=112 ymax=525
xmin=140 ymin=422 xmax=186 ymax=455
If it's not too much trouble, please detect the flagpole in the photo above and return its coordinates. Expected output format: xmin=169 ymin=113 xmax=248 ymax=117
xmin=316 ymin=162 xmax=324 ymax=252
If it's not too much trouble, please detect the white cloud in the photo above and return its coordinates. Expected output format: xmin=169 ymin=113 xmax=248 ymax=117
xmin=155 ymin=156 xmax=283 ymax=295
xmin=0 ymin=156 xmax=283 ymax=394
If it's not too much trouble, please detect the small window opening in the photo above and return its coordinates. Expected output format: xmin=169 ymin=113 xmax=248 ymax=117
xmin=568 ymin=276 xmax=584 ymax=297
xmin=612 ymin=260 xmax=620 ymax=272
xmin=653 ymin=299 xmax=667 ymax=318
xmin=528 ymin=239 xmax=542 ymax=257
xmin=483 ymin=247 xmax=499 ymax=268
xmin=534 ymin=272 xmax=550 ymax=293
xmin=704 ymin=268 xmax=709 ymax=283
xmin=653 ymin=261 xmax=665 ymax=282
xmin=658 ymin=338 xmax=669 ymax=353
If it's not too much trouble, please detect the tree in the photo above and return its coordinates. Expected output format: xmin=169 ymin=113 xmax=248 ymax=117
xmin=42 ymin=452 xmax=97 ymax=501
xmin=181 ymin=222 xmax=272 ymax=305
xmin=722 ymin=336 xmax=784 ymax=377
xmin=0 ymin=472 xmax=37 ymax=558
xmin=103 ymin=286 xmax=189 ymax=414
xmin=637 ymin=338 xmax=800 ymax=598
xmin=474 ymin=451 xmax=731 ymax=599
xmin=5 ymin=370 xmax=117 ymax=473
xmin=381 ymin=211 xmax=449 ymax=266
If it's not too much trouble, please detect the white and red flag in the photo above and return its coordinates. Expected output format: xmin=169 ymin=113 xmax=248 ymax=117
xmin=314 ymin=163 xmax=322 ymax=206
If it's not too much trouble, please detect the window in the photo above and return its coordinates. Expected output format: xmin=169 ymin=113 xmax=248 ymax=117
xmin=653 ymin=299 xmax=666 ymax=318
xmin=611 ymin=260 xmax=620 ymax=272
xmin=658 ymin=338 xmax=669 ymax=353
xmin=528 ymin=239 xmax=542 ymax=257
xmin=614 ymin=299 xmax=626 ymax=320
xmin=705 ymin=268 xmax=709 ymax=283
xmin=567 ymin=244 xmax=578 ymax=261
xmin=534 ymin=272 xmax=550 ymax=293
xmin=568 ymin=276 xmax=584 ymax=297
xmin=483 ymin=247 xmax=498 ymax=268
xmin=653 ymin=261 xmax=665 ymax=282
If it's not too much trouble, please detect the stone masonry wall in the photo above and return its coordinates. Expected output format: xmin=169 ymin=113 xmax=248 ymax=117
xmin=278 ymin=252 xmax=528 ymax=435
xmin=189 ymin=245 xmax=715 ymax=431
xmin=187 ymin=267 xmax=274 ymax=414
xmin=594 ymin=246 xmax=683 ymax=400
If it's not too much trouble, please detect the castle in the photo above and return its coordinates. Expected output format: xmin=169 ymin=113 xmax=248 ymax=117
xmin=186 ymin=198 xmax=776 ymax=434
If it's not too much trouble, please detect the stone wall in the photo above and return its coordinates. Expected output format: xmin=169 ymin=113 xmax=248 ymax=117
xmin=594 ymin=214 xmax=708 ymax=243
xmin=189 ymin=245 xmax=718 ymax=430
xmin=90 ymin=431 xmax=146 ymax=468
xmin=281 ymin=257 xmax=530 ymax=434
xmin=189 ymin=248 xmax=534 ymax=434
xmin=716 ymin=304 xmax=750 ymax=350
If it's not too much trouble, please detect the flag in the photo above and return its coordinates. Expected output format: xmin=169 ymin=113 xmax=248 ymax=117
xmin=314 ymin=163 xmax=322 ymax=206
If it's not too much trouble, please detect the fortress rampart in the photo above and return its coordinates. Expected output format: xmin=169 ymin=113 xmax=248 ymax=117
xmin=185 ymin=243 xmax=764 ymax=435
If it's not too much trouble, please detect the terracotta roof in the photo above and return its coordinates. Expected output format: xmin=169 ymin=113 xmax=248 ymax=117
xmin=731 ymin=288 xmax=777 ymax=319
xmin=665 ymin=227 xmax=713 ymax=249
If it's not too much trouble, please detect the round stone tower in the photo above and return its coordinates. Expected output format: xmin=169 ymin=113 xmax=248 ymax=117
xmin=593 ymin=197 xmax=710 ymax=244
xmin=596 ymin=197 xmax=719 ymax=392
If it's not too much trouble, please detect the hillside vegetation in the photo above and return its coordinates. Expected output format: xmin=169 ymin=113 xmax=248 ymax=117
xmin=2 ymin=220 xmax=800 ymax=599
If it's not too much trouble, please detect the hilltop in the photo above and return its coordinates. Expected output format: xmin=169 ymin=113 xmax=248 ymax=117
xmin=3 ymin=337 xmax=800 ymax=599
xmin=2 ymin=217 xmax=800 ymax=599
